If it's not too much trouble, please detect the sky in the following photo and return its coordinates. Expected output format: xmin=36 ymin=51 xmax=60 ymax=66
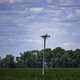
xmin=0 ymin=0 xmax=80 ymax=57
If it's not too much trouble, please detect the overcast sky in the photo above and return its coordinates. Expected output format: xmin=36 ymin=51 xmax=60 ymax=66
xmin=0 ymin=0 xmax=80 ymax=57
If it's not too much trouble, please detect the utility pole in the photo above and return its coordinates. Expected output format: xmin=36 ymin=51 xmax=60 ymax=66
xmin=41 ymin=34 xmax=50 ymax=75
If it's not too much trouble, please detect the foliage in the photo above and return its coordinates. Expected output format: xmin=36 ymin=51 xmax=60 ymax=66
xmin=0 ymin=47 xmax=80 ymax=68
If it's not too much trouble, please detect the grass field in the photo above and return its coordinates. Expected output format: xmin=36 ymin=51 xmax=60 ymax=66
xmin=0 ymin=68 xmax=80 ymax=80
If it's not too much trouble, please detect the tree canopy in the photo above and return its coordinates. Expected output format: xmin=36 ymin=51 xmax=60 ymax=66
xmin=0 ymin=47 xmax=80 ymax=68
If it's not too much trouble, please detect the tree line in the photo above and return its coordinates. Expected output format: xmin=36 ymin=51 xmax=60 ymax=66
xmin=0 ymin=47 xmax=80 ymax=68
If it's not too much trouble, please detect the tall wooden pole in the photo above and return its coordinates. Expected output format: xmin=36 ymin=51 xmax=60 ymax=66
xmin=41 ymin=34 xmax=50 ymax=75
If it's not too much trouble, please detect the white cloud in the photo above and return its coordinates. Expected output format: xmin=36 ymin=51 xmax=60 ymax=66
xmin=0 ymin=0 xmax=16 ymax=3
xmin=46 ymin=0 xmax=53 ymax=3
xmin=27 ymin=39 xmax=41 ymax=44
xmin=61 ymin=41 xmax=80 ymax=50
xmin=59 ymin=0 xmax=73 ymax=5
xmin=30 ymin=8 xmax=45 ymax=13
xmin=62 ymin=42 xmax=73 ymax=46
xmin=75 ymin=9 xmax=80 ymax=17
xmin=72 ymin=32 xmax=80 ymax=36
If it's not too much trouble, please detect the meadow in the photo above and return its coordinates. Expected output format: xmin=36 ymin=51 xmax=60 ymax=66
xmin=0 ymin=68 xmax=80 ymax=80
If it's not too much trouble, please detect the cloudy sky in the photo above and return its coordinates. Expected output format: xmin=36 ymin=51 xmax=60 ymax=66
xmin=0 ymin=0 xmax=80 ymax=57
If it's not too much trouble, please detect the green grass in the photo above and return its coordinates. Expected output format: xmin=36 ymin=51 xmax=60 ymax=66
xmin=0 ymin=68 xmax=80 ymax=80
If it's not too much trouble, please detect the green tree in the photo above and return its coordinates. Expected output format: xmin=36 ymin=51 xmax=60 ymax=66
xmin=52 ymin=47 xmax=65 ymax=67
xmin=1 ymin=55 xmax=15 ymax=68
xmin=20 ymin=50 xmax=39 ymax=67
